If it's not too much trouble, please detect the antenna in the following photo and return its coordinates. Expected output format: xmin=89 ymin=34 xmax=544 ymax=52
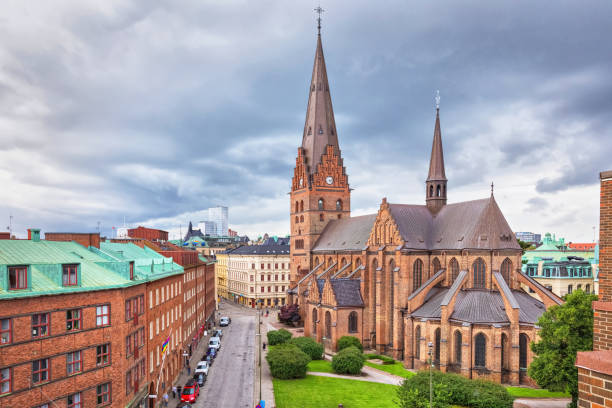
xmin=435 ymin=90 xmax=440 ymax=110
xmin=97 ymin=221 xmax=101 ymax=234
xmin=491 ymin=181 xmax=494 ymax=196
xmin=314 ymin=5 xmax=325 ymax=35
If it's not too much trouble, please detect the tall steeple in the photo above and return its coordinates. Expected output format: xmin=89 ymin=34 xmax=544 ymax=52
xmin=301 ymin=27 xmax=339 ymax=175
xmin=426 ymin=91 xmax=448 ymax=213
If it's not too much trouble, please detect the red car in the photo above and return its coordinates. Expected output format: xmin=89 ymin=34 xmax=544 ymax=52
xmin=181 ymin=379 xmax=200 ymax=403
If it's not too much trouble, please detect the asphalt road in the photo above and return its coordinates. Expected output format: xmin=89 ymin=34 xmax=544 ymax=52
xmin=196 ymin=302 xmax=256 ymax=408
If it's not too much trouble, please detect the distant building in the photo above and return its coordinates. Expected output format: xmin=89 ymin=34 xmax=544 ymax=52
xmin=215 ymin=251 xmax=229 ymax=301
xmin=197 ymin=206 xmax=228 ymax=237
xmin=127 ymin=226 xmax=169 ymax=241
xmin=197 ymin=220 xmax=217 ymax=236
xmin=228 ymin=229 xmax=238 ymax=237
xmin=515 ymin=231 xmax=541 ymax=244
xmin=568 ymin=242 xmax=597 ymax=251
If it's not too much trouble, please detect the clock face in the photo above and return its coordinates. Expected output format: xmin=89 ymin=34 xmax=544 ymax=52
xmin=325 ymin=176 xmax=333 ymax=185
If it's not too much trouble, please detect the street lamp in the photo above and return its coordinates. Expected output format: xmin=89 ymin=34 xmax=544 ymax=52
xmin=428 ymin=341 xmax=433 ymax=408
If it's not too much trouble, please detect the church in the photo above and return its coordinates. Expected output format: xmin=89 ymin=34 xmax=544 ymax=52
xmin=287 ymin=25 xmax=563 ymax=385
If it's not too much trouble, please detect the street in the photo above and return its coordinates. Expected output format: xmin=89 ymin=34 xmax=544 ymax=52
xmin=196 ymin=301 xmax=256 ymax=408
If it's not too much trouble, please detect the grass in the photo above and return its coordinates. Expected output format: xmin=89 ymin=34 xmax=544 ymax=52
xmin=307 ymin=359 xmax=334 ymax=373
xmin=273 ymin=374 xmax=399 ymax=408
xmin=506 ymin=386 xmax=570 ymax=398
xmin=364 ymin=361 xmax=415 ymax=378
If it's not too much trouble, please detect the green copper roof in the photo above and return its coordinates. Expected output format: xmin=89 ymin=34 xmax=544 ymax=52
xmin=97 ymin=242 xmax=183 ymax=279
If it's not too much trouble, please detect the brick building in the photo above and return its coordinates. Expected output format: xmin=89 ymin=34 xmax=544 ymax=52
xmin=127 ymin=227 xmax=169 ymax=242
xmin=287 ymin=29 xmax=562 ymax=385
xmin=576 ymin=170 xmax=612 ymax=407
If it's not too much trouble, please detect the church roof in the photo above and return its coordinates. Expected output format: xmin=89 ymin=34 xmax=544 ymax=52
xmin=390 ymin=196 xmax=520 ymax=251
xmin=312 ymin=214 xmax=377 ymax=252
xmin=301 ymin=33 xmax=340 ymax=175
xmin=411 ymin=287 xmax=546 ymax=325
xmin=316 ymin=278 xmax=364 ymax=307
xmin=427 ymin=108 xmax=446 ymax=182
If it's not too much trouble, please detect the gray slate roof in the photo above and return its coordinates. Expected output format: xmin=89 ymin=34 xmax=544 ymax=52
xmin=411 ymin=288 xmax=546 ymax=325
xmin=230 ymin=243 xmax=289 ymax=255
xmin=313 ymin=214 xmax=377 ymax=252
xmin=315 ymin=278 xmax=364 ymax=307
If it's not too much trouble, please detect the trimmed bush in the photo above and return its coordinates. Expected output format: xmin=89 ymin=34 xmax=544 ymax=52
xmin=288 ymin=336 xmax=324 ymax=360
xmin=365 ymin=353 xmax=396 ymax=365
xmin=331 ymin=346 xmax=365 ymax=375
xmin=266 ymin=343 xmax=311 ymax=379
xmin=267 ymin=328 xmax=292 ymax=346
xmin=337 ymin=335 xmax=363 ymax=352
xmin=397 ymin=370 xmax=513 ymax=408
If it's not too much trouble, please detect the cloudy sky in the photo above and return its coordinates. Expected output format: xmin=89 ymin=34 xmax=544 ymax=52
xmin=1 ymin=0 xmax=610 ymax=242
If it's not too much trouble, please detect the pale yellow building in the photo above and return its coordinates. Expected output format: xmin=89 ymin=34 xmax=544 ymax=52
xmin=226 ymin=242 xmax=290 ymax=308
xmin=215 ymin=251 xmax=229 ymax=301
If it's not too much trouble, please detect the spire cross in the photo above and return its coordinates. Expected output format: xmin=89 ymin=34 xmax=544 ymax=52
xmin=435 ymin=90 xmax=440 ymax=110
xmin=314 ymin=6 xmax=325 ymax=35
xmin=491 ymin=181 xmax=494 ymax=196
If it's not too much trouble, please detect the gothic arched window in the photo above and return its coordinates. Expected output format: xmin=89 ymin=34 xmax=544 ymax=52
xmin=472 ymin=258 xmax=486 ymax=288
xmin=300 ymin=200 xmax=304 ymax=212
xmin=450 ymin=258 xmax=460 ymax=284
xmin=336 ymin=199 xmax=342 ymax=211
xmin=318 ymin=198 xmax=324 ymax=210
xmin=348 ymin=312 xmax=358 ymax=333
xmin=454 ymin=330 xmax=462 ymax=364
xmin=319 ymin=214 xmax=324 ymax=222
xmin=415 ymin=326 xmax=421 ymax=359
xmin=295 ymin=201 xmax=299 ymax=213
xmin=300 ymin=215 xmax=304 ymax=223
xmin=501 ymin=258 xmax=512 ymax=285
xmin=429 ymin=185 xmax=434 ymax=197
xmin=312 ymin=308 xmax=318 ymax=335
xmin=413 ymin=259 xmax=423 ymax=291
xmin=436 ymin=184 xmax=441 ymax=197
xmin=325 ymin=311 xmax=332 ymax=338
xmin=519 ymin=333 xmax=529 ymax=370
xmin=432 ymin=257 xmax=441 ymax=274
xmin=475 ymin=333 xmax=486 ymax=367
xmin=295 ymin=216 xmax=298 ymax=224
xmin=434 ymin=328 xmax=441 ymax=364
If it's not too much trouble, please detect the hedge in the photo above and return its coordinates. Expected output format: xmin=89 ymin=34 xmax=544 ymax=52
xmin=365 ymin=353 xmax=396 ymax=365
xmin=397 ymin=370 xmax=513 ymax=408
xmin=337 ymin=335 xmax=363 ymax=352
xmin=331 ymin=346 xmax=366 ymax=375
xmin=267 ymin=329 xmax=293 ymax=346
xmin=288 ymin=337 xmax=324 ymax=360
xmin=266 ymin=344 xmax=311 ymax=379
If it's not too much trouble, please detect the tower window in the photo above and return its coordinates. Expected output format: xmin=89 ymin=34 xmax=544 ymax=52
xmin=318 ymin=199 xmax=324 ymax=210
xmin=319 ymin=214 xmax=324 ymax=222
xmin=308 ymin=127 xmax=312 ymax=135
xmin=336 ymin=199 xmax=342 ymax=211
xmin=437 ymin=184 xmax=441 ymax=197
xmin=429 ymin=185 xmax=434 ymax=197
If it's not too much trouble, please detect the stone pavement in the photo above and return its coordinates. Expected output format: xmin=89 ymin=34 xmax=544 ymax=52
xmin=257 ymin=308 xmax=278 ymax=408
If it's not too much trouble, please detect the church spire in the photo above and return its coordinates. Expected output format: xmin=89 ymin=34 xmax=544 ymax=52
xmin=301 ymin=17 xmax=339 ymax=175
xmin=426 ymin=91 xmax=448 ymax=213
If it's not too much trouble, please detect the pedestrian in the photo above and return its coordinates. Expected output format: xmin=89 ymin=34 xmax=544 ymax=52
xmin=172 ymin=385 xmax=177 ymax=399
xmin=163 ymin=392 xmax=168 ymax=407
xmin=187 ymin=365 xmax=191 ymax=375
xmin=263 ymin=341 xmax=266 ymax=351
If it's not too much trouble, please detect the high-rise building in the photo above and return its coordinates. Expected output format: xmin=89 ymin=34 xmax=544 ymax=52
xmin=515 ymin=231 xmax=541 ymax=244
xmin=199 ymin=206 xmax=228 ymax=236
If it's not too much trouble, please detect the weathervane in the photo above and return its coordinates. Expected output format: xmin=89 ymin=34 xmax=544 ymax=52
xmin=435 ymin=90 xmax=440 ymax=110
xmin=314 ymin=5 xmax=325 ymax=35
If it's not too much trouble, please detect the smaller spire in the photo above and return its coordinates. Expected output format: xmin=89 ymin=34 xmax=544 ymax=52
xmin=314 ymin=5 xmax=325 ymax=35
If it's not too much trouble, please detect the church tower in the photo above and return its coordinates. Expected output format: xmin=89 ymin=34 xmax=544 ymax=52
xmin=425 ymin=96 xmax=447 ymax=214
xmin=290 ymin=23 xmax=350 ymax=287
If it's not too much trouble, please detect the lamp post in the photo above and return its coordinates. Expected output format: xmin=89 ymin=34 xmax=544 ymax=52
xmin=428 ymin=341 xmax=433 ymax=408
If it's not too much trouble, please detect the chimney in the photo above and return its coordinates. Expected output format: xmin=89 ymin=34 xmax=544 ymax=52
xmin=28 ymin=229 xmax=41 ymax=242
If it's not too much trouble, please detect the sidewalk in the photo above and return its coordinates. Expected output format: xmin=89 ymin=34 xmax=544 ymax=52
xmin=257 ymin=309 xmax=279 ymax=408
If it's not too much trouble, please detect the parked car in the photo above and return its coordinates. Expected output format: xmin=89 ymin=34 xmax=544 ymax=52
xmin=194 ymin=373 xmax=206 ymax=387
xmin=219 ymin=317 xmax=230 ymax=326
xmin=195 ymin=360 xmax=209 ymax=376
xmin=181 ymin=379 xmax=200 ymax=403
xmin=206 ymin=354 xmax=214 ymax=365
xmin=206 ymin=347 xmax=217 ymax=359
xmin=208 ymin=338 xmax=221 ymax=351
xmin=213 ymin=329 xmax=223 ymax=338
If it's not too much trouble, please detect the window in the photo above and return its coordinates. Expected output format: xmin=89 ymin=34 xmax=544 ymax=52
xmin=318 ymin=199 xmax=324 ymax=210
xmin=261 ymin=287 xmax=264 ymax=293
xmin=126 ymin=370 xmax=132 ymax=395
xmin=267 ymin=264 xmax=271 ymax=270
xmin=96 ymin=305 xmax=110 ymax=326
xmin=1 ymin=318 xmax=11 ymax=344
xmin=250 ymin=275 xmax=254 ymax=282
xmin=0 ymin=367 xmax=10 ymax=395
xmin=8 ymin=266 xmax=27 ymax=290
xmin=474 ymin=333 xmax=486 ymax=367
xmin=250 ymin=287 xmax=254 ymax=293
xmin=415 ymin=326 xmax=421 ymax=359
xmin=472 ymin=258 xmax=486 ymax=288
xmin=68 ymin=392 xmax=81 ymax=408
xmin=268 ymin=286 xmax=271 ymax=292
xmin=586 ymin=284 xmax=591 ymax=294
xmin=501 ymin=258 xmax=512 ymax=284
xmin=432 ymin=257 xmax=441 ymax=273
xmin=312 ymin=308 xmax=317 ymax=334
xmin=282 ymin=274 xmax=285 ymax=281
xmin=319 ymin=214 xmax=324 ymax=222
xmin=32 ymin=358 xmax=49 ymax=384
xmin=519 ymin=334 xmax=528 ymax=369
xmin=275 ymin=274 xmax=278 ymax=281
xmin=260 ymin=263 xmax=264 ymax=269
xmin=454 ymin=330 xmax=462 ymax=364
xmin=449 ymin=258 xmax=460 ymax=283
xmin=435 ymin=328 xmax=441 ymax=364
xmin=139 ymin=295 xmax=144 ymax=315
xmin=325 ymin=311 xmax=331 ymax=338
xmin=348 ymin=311 xmax=358 ymax=333
xmin=336 ymin=199 xmax=342 ymax=211
xmin=97 ymin=344 xmax=110 ymax=366
xmin=67 ymin=351 xmax=82 ymax=375
xmin=568 ymin=285 xmax=573 ymax=294
xmin=66 ymin=309 xmax=82 ymax=331
xmin=413 ymin=259 xmax=423 ymax=291
xmin=32 ymin=313 xmax=49 ymax=338
xmin=97 ymin=383 xmax=111 ymax=405
xmin=252 ymin=264 xmax=255 ymax=269
xmin=62 ymin=264 xmax=78 ymax=286
xmin=129 ymin=262 xmax=134 ymax=280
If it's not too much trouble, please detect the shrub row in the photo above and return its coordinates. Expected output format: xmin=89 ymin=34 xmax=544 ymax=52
xmin=331 ymin=346 xmax=366 ymax=375
xmin=397 ymin=370 xmax=513 ymax=408
xmin=267 ymin=329 xmax=292 ymax=346
xmin=288 ymin=336 xmax=324 ymax=360
xmin=364 ymin=353 xmax=396 ymax=365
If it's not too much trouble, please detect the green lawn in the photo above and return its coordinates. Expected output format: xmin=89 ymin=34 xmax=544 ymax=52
xmin=307 ymin=359 xmax=334 ymax=373
xmin=273 ymin=375 xmax=399 ymax=408
xmin=506 ymin=386 xmax=570 ymax=398
xmin=364 ymin=361 xmax=415 ymax=378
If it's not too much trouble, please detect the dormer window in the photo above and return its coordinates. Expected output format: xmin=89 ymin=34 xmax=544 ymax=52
xmin=8 ymin=266 xmax=27 ymax=290
xmin=62 ymin=264 xmax=78 ymax=286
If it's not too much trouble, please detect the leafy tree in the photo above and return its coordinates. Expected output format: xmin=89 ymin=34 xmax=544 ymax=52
xmin=267 ymin=329 xmax=292 ymax=346
xmin=331 ymin=346 xmax=365 ymax=374
xmin=528 ymin=290 xmax=598 ymax=408
xmin=517 ymin=239 xmax=534 ymax=254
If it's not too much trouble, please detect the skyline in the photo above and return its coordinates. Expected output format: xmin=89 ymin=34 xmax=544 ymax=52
xmin=1 ymin=1 xmax=610 ymax=241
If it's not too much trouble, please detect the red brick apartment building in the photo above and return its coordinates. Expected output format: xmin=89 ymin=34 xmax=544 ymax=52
xmin=576 ymin=170 xmax=612 ymax=407
xmin=127 ymin=227 xmax=169 ymax=242
xmin=0 ymin=230 xmax=215 ymax=408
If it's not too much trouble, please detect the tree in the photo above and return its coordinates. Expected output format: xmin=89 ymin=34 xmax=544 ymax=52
xmin=528 ymin=290 xmax=598 ymax=408
xmin=517 ymin=239 xmax=534 ymax=254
